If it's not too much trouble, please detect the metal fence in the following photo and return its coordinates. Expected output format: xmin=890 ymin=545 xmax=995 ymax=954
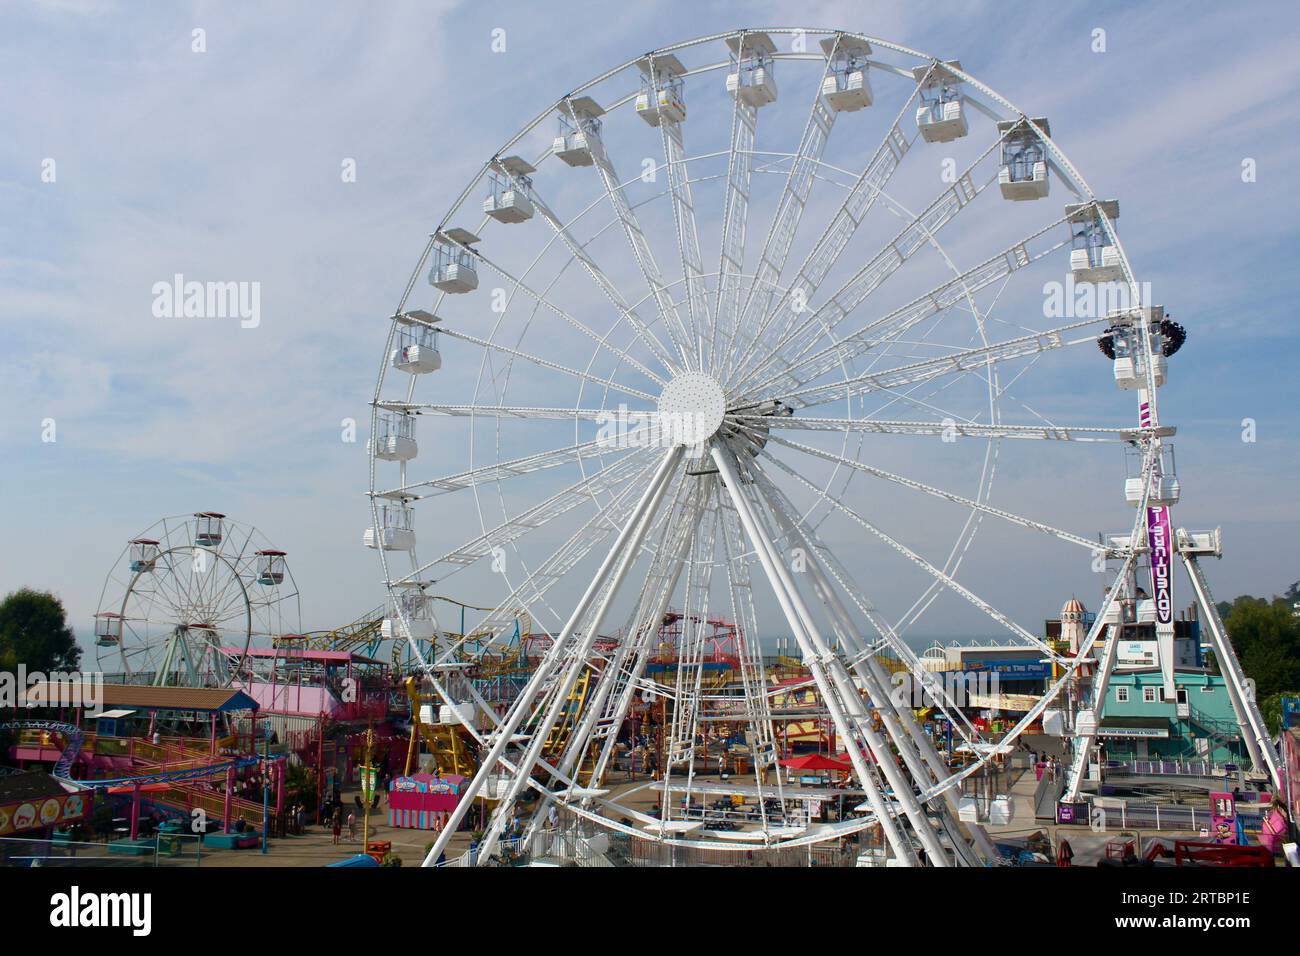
xmin=1108 ymin=759 xmax=1220 ymax=777
xmin=514 ymin=820 xmax=859 ymax=868
xmin=0 ymin=833 xmax=206 ymax=868
xmin=1088 ymin=801 xmax=1266 ymax=834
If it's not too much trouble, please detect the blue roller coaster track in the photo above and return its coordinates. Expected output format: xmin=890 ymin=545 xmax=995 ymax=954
xmin=1 ymin=720 xmax=262 ymax=789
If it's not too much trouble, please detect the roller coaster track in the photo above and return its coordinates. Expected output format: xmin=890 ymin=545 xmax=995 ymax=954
xmin=275 ymin=603 xmax=387 ymax=655
xmin=2 ymin=719 xmax=83 ymax=778
xmin=2 ymin=720 xmax=258 ymax=789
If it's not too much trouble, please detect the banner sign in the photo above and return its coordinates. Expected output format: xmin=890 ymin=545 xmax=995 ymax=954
xmin=1146 ymin=504 xmax=1174 ymax=626
xmin=964 ymin=659 xmax=1052 ymax=679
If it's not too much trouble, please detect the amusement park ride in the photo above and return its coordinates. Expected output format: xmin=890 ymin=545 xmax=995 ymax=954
xmin=357 ymin=27 xmax=1279 ymax=866
xmin=64 ymin=27 xmax=1278 ymax=869
xmin=93 ymin=513 xmax=301 ymax=687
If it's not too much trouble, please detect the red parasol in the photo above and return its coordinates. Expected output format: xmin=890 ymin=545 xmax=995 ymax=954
xmin=779 ymin=753 xmax=851 ymax=772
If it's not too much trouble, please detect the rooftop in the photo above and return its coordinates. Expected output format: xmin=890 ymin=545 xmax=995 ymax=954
xmin=20 ymin=681 xmax=260 ymax=714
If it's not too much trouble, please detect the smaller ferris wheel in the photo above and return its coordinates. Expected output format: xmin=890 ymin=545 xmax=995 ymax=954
xmin=93 ymin=512 xmax=301 ymax=687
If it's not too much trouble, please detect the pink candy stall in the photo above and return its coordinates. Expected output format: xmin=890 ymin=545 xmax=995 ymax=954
xmin=387 ymin=774 xmax=468 ymax=830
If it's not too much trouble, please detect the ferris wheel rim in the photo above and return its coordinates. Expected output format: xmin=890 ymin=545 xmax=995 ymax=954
xmin=367 ymin=27 xmax=1163 ymax=856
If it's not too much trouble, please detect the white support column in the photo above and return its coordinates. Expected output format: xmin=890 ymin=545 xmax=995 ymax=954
xmin=772 ymin=504 xmax=987 ymax=865
xmin=476 ymin=445 xmax=685 ymax=860
xmin=1183 ymin=554 xmax=1280 ymax=787
xmin=1064 ymin=621 xmax=1122 ymax=802
xmin=526 ymin=488 xmax=702 ymax=840
xmin=711 ymin=443 xmax=921 ymax=865
xmin=421 ymin=445 xmax=682 ymax=867
xmin=746 ymin=477 xmax=954 ymax=866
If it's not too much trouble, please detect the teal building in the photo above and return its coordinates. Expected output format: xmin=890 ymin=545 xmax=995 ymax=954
xmin=1096 ymin=667 xmax=1246 ymax=764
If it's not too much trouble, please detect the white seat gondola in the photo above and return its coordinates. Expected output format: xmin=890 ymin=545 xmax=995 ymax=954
xmin=483 ymin=155 xmax=536 ymax=223
xmin=636 ymin=53 xmax=687 ymax=127
xmin=371 ymin=410 xmax=418 ymax=462
xmin=194 ymin=512 xmax=224 ymax=547
xmin=255 ymin=549 xmax=287 ymax=586
xmin=1067 ymin=200 xmax=1121 ymax=283
xmin=129 ymin=538 xmax=159 ymax=573
xmin=726 ymin=32 xmax=778 ymax=107
xmin=94 ymin=612 xmax=123 ymax=648
xmin=1124 ymin=442 xmax=1180 ymax=508
xmin=390 ymin=310 xmax=442 ymax=374
xmin=1176 ymin=528 xmax=1221 ymax=557
xmin=997 ymin=117 xmax=1050 ymax=200
xmin=1099 ymin=601 xmax=1131 ymax=627
xmin=820 ymin=36 xmax=872 ymax=112
xmin=380 ymin=583 xmax=437 ymax=642
xmin=1108 ymin=306 xmax=1168 ymax=391
xmin=552 ymin=96 xmax=605 ymax=167
xmin=914 ymin=60 xmax=968 ymax=143
xmin=429 ymin=228 xmax=480 ymax=294
xmin=363 ymin=500 xmax=416 ymax=551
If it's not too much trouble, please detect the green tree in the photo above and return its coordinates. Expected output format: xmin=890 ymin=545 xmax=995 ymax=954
xmin=1217 ymin=595 xmax=1300 ymax=700
xmin=0 ymin=588 xmax=82 ymax=672
xmin=1260 ymin=691 xmax=1300 ymax=735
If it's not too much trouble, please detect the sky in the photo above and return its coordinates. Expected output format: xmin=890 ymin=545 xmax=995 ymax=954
xmin=2 ymin=0 xmax=1298 ymax=661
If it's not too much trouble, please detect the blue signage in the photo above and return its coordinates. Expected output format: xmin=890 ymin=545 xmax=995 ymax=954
xmin=1282 ymin=697 xmax=1300 ymax=730
xmin=964 ymin=658 xmax=1051 ymax=679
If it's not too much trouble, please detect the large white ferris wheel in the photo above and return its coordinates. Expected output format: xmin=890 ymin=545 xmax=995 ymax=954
xmin=368 ymin=28 xmax=1278 ymax=865
xmin=94 ymin=513 xmax=300 ymax=687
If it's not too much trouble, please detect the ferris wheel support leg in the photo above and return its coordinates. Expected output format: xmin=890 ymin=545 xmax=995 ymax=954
xmin=525 ymin=496 xmax=700 ymax=843
xmin=762 ymin=489 xmax=975 ymax=864
xmin=1063 ymin=622 xmax=1122 ymax=803
xmin=1182 ymin=554 xmax=1280 ymax=787
xmin=579 ymin=507 xmax=701 ymax=796
xmin=711 ymin=444 xmax=924 ymax=866
xmin=476 ymin=446 xmax=684 ymax=863
xmin=421 ymin=446 xmax=683 ymax=868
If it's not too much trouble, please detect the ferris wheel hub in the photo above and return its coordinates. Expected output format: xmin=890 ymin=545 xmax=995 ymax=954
xmin=657 ymin=371 xmax=727 ymax=446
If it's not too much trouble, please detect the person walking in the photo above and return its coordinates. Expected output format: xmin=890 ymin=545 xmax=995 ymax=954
xmin=331 ymin=805 xmax=343 ymax=845
xmin=347 ymin=810 xmax=356 ymax=841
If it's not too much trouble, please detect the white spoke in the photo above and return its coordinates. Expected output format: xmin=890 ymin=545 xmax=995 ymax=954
xmin=377 ymin=435 xmax=642 ymax=500
xmin=751 ymin=445 xmax=1068 ymax=661
xmin=723 ymin=42 xmax=839 ymax=386
xmin=714 ymin=71 xmax=758 ymax=377
xmin=741 ymin=414 xmax=1156 ymax=443
xmin=436 ymin=325 xmax=658 ymax=403
xmin=468 ymin=245 xmax=670 ymax=388
xmin=659 ymin=112 xmax=712 ymax=369
xmin=381 ymin=403 xmax=638 ymax=421
xmin=394 ymin=448 xmax=658 ymax=586
xmin=740 ymin=214 xmax=1070 ymax=400
xmin=744 ymin=427 xmax=1109 ymax=552
xmin=564 ymin=97 xmax=698 ymax=371
xmin=727 ymin=125 xmax=1011 ymax=392
xmin=732 ymin=71 xmax=922 ymax=382
xmin=508 ymin=162 xmax=686 ymax=376
xmin=777 ymin=316 xmax=1105 ymax=410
